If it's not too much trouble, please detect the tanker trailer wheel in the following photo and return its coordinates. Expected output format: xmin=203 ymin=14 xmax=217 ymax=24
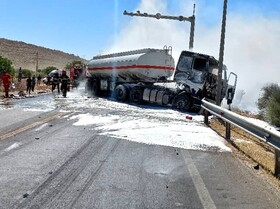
xmin=92 ymin=81 xmax=100 ymax=96
xmin=85 ymin=78 xmax=93 ymax=95
xmin=172 ymin=93 xmax=191 ymax=112
xmin=114 ymin=84 xmax=128 ymax=101
xmin=130 ymin=86 xmax=144 ymax=104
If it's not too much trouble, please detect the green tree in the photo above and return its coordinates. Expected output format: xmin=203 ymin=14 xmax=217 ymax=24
xmin=267 ymin=90 xmax=280 ymax=126
xmin=41 ymin=66 xmax=57 ymax=76
xmin=65 ymin=60 xmax=85 ymax=69
xmin=22 ymin=69 xmax=32 ymax=78
xmin=0 ymin=55 xmax=14 ymax=75
xmin=257 ymin=83 xmax=280 ymax=126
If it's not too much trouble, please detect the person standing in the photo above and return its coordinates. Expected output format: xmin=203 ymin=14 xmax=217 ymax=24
xmin=26 ymin=76 xmax=32 ymax=95
xmin=1 ymin=70 xmax=11 ymax=98
xmin=18 ymin=67 xmax=23 ymax=82
xmin=52 ymin=72 xmax=60 ymax=93
xmin=31 ymin=75 xmax=36 ymax=92
xmin=37 ymin=74 xmax=41 ymax=86
xmin=60 ymin=70 xmax=70 ymax=97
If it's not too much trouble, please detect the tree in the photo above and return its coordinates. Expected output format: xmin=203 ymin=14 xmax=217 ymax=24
xmin=65 ymin=60 xmax=85 ymax=69
xmin=0 ymin=55 xmax=14 ymax=75
xmin=257 ymin=83 xmax=280 ymax=126
xmin=22 ymin=69 xmax=32 ymax=78
xmin=41 ymin=66 xmax=57 ymax=76
xmin=267 ymin=90 xmax=280 ymax=127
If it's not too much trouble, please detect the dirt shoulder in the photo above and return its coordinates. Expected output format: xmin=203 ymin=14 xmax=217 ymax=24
xmin=208 ymin=116 xmax=280 ymax=192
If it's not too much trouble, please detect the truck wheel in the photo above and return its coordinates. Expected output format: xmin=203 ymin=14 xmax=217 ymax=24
xmin=114 ymin=85 xmax=128 ymax=101
xmin=130 ymin=86 xmax=144 ymax=104
xmin=172 ymin=93 xmax=191 ymax=112
xmin=92 ymin=81 xmax=99 ymax=96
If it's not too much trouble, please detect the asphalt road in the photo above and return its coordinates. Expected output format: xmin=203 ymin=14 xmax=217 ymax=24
xmin=1 ymin=93 xmax=280 ymax=209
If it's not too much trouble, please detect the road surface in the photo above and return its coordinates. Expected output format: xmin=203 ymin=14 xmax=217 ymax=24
xmin=0 ymin=90 xmax=280 ymax=209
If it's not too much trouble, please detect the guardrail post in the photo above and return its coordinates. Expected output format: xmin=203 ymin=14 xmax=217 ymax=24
xmin=275 ymin=149 xmax=280 ymax=177
xmin=225 ymin=105 xmax=231 ymax=140
xmin=226 ymin=122 xmax=231 ymax=140
xmin=204 ymin=110 xmax=209 ymax=125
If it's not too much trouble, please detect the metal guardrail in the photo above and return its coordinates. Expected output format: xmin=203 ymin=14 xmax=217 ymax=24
xmin=201 ymin=98 xmax=280 ymax=177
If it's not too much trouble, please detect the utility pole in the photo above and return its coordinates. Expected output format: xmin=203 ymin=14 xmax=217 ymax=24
xmin=123 ymin=4 xmax=195 ymax=51
xmin=216 ymin=0 xmax=228 ymax=105
xmin=36 ymin=51 xmax=38 ymax=74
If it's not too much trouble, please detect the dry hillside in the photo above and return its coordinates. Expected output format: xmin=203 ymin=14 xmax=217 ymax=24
xmin=0 ymin=38 xmax=87 ymax=71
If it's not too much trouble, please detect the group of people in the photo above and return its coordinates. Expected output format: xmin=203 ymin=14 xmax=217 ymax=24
xmin=1 ymin=67 xmax=70 ymax=98
xmin=26 ymin=75 xmax=37 ymax=94
xmin=51 ymin=70 xmax=70 ymax=97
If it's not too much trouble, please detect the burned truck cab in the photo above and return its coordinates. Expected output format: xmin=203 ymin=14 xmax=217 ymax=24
xmin=174 ymin=51 xmax=235 ymax=106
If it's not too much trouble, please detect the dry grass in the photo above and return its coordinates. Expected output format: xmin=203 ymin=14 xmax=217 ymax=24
xmin=210 ymin=118 xmax=275 ymax=172
xmin=208 ymin=116 xmax=280 ymax=189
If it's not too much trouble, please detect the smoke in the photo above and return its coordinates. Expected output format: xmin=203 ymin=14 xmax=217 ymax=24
xmin=107 ymin=0 xmax=280 ymax=112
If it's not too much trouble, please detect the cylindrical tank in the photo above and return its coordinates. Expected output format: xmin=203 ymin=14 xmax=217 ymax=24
xmin=87 ymin=48 xmax=175 ymax=83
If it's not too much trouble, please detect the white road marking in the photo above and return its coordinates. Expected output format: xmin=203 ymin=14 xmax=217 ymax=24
xmin=5 ymin=142 xmax=21 ymax=152
xmin=181 ymin=149 xmax=217 ymax=209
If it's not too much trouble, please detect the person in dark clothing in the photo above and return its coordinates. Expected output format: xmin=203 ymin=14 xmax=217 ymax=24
xmin=60 ymin=70 xmax=70 ymax=97
xmin=52 ymin=72 xmax=60 ymax=93
xmin=31 ymin=75 xmax=36 ymax=92
xmin=18 ymin=67 xmax=22 ymax=82
xmin=37 ymin=74 xmax=41 ymax=86
xmin=26 ymin=76 xmax=32 ymax=94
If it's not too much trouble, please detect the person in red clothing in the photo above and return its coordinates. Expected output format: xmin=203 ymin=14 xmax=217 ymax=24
xmin=1 ymin=70 xmax=11 ymax=98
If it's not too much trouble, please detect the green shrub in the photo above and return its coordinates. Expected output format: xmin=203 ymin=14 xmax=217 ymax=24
xmin=41 ymin=66 xmax=57 ymax=76
xmin=0 ymin=55 xmax=14 ymax=75
xmin=22 ymin=69 xmax=32 ymax=78
xmin=257 ymin=83 xmax=280 ymax=126
xmin=267 ymin=90 xmax=280 ymax=127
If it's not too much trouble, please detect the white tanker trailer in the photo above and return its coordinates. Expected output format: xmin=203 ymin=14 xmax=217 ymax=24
xmin=86 ymin=47 xmax=237 ymax=112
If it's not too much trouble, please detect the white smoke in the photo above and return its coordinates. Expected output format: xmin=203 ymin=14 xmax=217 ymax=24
xmin=107 ymin=0 xmax=280 ymax=112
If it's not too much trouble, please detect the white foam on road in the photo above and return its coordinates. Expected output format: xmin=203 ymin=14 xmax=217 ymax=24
xmin=69 ymin=112 xmax=231 ymax=152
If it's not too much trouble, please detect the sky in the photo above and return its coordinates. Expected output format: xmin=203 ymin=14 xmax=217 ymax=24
xmin=1 ymin=0 xmax=280 ymax=111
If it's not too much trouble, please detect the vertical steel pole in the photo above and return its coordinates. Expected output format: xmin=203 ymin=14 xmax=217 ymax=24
xmin=189 ymin=4 xmax=195 ymax=51
xmin=36 ymin=51 xmax=38 ymax=74
xmin=216 ymin=0 xmax=228 ymax=105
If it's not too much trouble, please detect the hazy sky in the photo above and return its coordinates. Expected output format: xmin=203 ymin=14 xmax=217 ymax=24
xmin=1 ymin=0 xmax=280 ymax=110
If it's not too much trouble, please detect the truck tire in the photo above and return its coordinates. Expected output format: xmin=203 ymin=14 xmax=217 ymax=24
xmin=114 ymin=84 xmax=129 ymax=101
xmin=92 ymin=80 xmax=100 ymax=96
xmin=86 ymin=78 xmax=100 ymax=97
xmin=85 ymin=78 xmax=93 ymax=94
xmin=172 ymin=93 xmax=191 ymax=112
xmin=130 ymin=86 xmax=144 ymax=104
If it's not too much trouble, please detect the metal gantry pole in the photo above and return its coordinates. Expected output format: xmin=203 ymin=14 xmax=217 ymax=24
xmin=216 ymin=0 xmax=228 ymax=105
xmin=123 ymin=4 xmax=196 ymax=51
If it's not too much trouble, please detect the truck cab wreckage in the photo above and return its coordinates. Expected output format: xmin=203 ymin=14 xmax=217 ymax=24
xmin=86 ymin=47 xmax=237 ymax=112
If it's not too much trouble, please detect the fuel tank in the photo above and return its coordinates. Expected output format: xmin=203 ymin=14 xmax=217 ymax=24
xmin=87 ymin=48 xmax=175 ymax=83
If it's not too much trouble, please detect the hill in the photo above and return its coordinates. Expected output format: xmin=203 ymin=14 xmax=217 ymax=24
xmin=0 ymin=38 xmax=87 ymax=71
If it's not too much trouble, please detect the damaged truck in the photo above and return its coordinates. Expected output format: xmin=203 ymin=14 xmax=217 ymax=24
xmin=85 ymin=46 xmax=237 ymax=112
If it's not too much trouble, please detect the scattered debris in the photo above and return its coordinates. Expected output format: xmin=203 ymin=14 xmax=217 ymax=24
xmin=185 ymin=115 xmax=192 ymax=120
xmin=23 ymin=193 xmax=29 ymax=198
xmin=254 ymin=164 xmax=260 ymax=170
